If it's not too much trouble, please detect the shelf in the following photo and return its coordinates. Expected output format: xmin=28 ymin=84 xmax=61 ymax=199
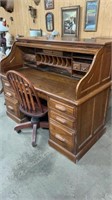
xmin=22 ymin=52 xmax=91 ymax=78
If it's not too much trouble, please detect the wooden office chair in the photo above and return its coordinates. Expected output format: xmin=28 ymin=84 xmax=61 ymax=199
xmin=6 ymin=70 xmax=49 ymax=147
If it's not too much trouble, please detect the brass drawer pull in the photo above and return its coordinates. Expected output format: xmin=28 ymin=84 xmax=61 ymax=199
xmin=4 ymin=83 xmax=10 ymax=87
xmin=55 ymin=104 xmax=66 ymax=112
xmin=56 ymin=116 xmax=66 ymax=124
xmin=6 ymin=92 xmax=12 ymax=97
xmin=55 ymin=134 xmax=66 ymax=143
xmin=8 ymin=105 xmax=14 ymax=111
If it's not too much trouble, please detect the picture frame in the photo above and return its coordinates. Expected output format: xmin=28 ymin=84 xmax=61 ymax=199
xmin=45 ymin=12 xmax=54 ymax=32
xmin=84 ymin=0 xmax=100 ymax=31
xmin=44 ymin=0 xmax=54 ymax=10
xmin=29 ymin=29 xmax=42 ymax=37
xmin=61 ymin=6 xmax=80 ymax=38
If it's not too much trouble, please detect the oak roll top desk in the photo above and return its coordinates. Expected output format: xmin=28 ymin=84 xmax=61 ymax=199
xmin=0 ymin=37 xmax=111 ymax=163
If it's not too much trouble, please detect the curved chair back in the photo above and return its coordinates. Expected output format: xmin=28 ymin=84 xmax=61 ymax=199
xmin=6 ymin=70 xmax=43 ymax=114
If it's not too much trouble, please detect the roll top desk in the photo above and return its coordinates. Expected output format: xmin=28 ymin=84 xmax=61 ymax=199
xmin=0 ymin=37 xmax=111 ymax=163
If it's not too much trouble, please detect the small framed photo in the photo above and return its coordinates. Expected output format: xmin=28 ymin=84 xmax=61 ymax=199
xmin=44 ymin=0 xmax=54 ymax=10
xmin=61 ymin=6 xmax=80 ymax=38
xmin=45 ymin=12 xmax=54 ymax=32
xmin=84 ymin=0 xmax=100 ymax=31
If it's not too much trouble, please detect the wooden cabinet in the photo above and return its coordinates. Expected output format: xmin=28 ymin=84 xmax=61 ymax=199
xmin=2 ymin=78 xmax=26 ymax=123
xmin=48 ymin=98 xmax=77 ymax=159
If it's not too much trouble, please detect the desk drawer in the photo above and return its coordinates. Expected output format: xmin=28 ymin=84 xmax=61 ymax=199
xmin=5 ymin=97 xmax=22 ymax=118
xmin=49 ymin=110 xmax=75 ymax=129
xmin=23 ymin=53 xmax=36 ymax=62
xmin=4 ymin=88 xmax=16 ymax=99
xmin=2 ymin=79 xmax=12 ymax=91
xmin=49 ymin=99 xmax=75 ymax=117
xmin=72 ymin=62 xmax=90 ymax=72
xmin=50 ymin=120 xmax=74 ymax=152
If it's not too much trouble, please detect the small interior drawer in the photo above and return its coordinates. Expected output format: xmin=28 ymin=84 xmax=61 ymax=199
xmin=49 ymin=120 xmax=75 ymax=152
xmin=49 ymin=99 xmax=75 ymax=117
xmin=72 ymin=62 xmax=90 ymax=72
xmin=80 ymin=63 xmax=90 ymax=72
xmin=23 ymin=53 xmax=36 ymax=62
xmin=49 ymin=110 xmax=75 ymax=129
xmin=72 ymin=62 xmax=81 ymax=70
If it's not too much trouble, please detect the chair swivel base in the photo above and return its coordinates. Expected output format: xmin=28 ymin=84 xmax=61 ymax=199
xmin=14 ymin=118 xmax=49 ymax=147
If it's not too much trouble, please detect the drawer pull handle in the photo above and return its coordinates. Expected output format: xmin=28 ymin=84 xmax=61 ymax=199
xmin=55 ymin=134 xmax=66 ymax=143
xmin=4 ymin=83 xmax=10 ymax=87
xmin=56 ymin=116 xmax=66 ymax=124
xmin=55 ymin=104 xmax=66 ymax=112
xmin=6 ymin=92 xmax=12 ymax=97
xmin=8 ymin=105 xmax=14 ymax=111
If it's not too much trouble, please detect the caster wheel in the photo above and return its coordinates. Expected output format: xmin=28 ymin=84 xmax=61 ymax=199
xmin=17 ymin=130 xmax=21 ymax=133
xmin=32 ymin=142 xmax=37 ymax=147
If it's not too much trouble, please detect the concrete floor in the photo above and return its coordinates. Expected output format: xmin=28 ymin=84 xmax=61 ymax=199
xmin=0 ymin=81 xmax=112 ymax=200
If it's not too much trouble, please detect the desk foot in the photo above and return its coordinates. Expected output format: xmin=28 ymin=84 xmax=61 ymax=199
xmin=49 ymin=126 xmax=106 ymax=163
xmin=48 ymin=139 xmax=77 ymax=163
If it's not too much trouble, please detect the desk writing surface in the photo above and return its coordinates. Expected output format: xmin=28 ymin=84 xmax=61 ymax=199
xmin=17 ymin=67 xmax=79 ymax=103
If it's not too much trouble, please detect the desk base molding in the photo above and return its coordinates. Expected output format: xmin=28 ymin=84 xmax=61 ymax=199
xmin=6 ymin=111 xmax=27 ymax=123
xmin=49 ymin=139 xmax=77 ymax=163
xmin=76 ymin=126 xmax=106 ymax=161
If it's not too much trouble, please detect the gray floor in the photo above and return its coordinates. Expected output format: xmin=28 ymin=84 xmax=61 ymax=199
xmin=0 ymin=81 xmax=112 ymax=200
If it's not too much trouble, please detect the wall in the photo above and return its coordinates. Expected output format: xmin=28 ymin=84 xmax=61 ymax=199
xmin=0 ymin=0 xmax=112 ymax=38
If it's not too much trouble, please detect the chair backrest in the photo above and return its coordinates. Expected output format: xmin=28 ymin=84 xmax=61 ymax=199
xmin=6 ymin=70 xmax=43 ymax=114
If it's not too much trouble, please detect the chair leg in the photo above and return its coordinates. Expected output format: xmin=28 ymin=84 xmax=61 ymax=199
xmin=14 ymin=121 xmax=32 ymax=133
xmin=32 ymin=123 xmax=38 ymax=147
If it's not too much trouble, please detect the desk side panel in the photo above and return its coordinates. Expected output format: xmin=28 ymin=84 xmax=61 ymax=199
xmin=76 ymin=43 xmax=111 ymax=100
xmin=0 ymin=43 xmax=23 ymax=75
xmin=76 ymin=87 xmax=110 ymax=160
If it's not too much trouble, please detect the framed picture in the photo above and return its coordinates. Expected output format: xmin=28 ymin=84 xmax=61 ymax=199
xmin=84 ymin=0 xmax=100 ymax=31
xmin=61 ymin=6 xmax=80 ymax=38
xmin=29 ymin=29 xmax=42 ymax=37
xmin=44 ymin=0 xmax=54 ymax=10
xmin=45 ymin=12 xmax=54 ymax=32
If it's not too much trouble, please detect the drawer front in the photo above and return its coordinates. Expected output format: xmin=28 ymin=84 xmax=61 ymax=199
xmin=4 ymin=88 xmax=16 ymax=99
xmin=5 ymin=98 xmax=23 ymax=118
xmin=73 ymin=62 xmax=81 ymax=70
xmin=72 ymin=62 xmax=90 ymax=72
xmin=49 ymin=110 xmax=75 ymax=129
xmin=23 ymin=53 xmax=36 ymax=62
xmin=49 ymin=99 xmax=75 ymax=117
xmin=2 ymin=79 xmax=12 ymax=91
xmin=49 ymin=121 xmax=74 ymax=152
xmin=80 ymin=63 xmax=90 ymax=72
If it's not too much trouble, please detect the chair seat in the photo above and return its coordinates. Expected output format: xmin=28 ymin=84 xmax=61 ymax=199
xmin=20 ymin=104 xmax=48 ymax=118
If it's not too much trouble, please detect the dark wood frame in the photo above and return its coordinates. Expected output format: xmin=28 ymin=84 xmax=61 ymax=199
xmin=61 ymin=6 xmax=80 ymax=38
xmin=0 ymin=0 xmax=14 ymax=13
xmin=84 ymin=0 xmax=100 ymax=32
xmin=45 ymin=12 xmax=54 ymax=32
xmin=44 ymin=0 xmax=54 ymax=10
